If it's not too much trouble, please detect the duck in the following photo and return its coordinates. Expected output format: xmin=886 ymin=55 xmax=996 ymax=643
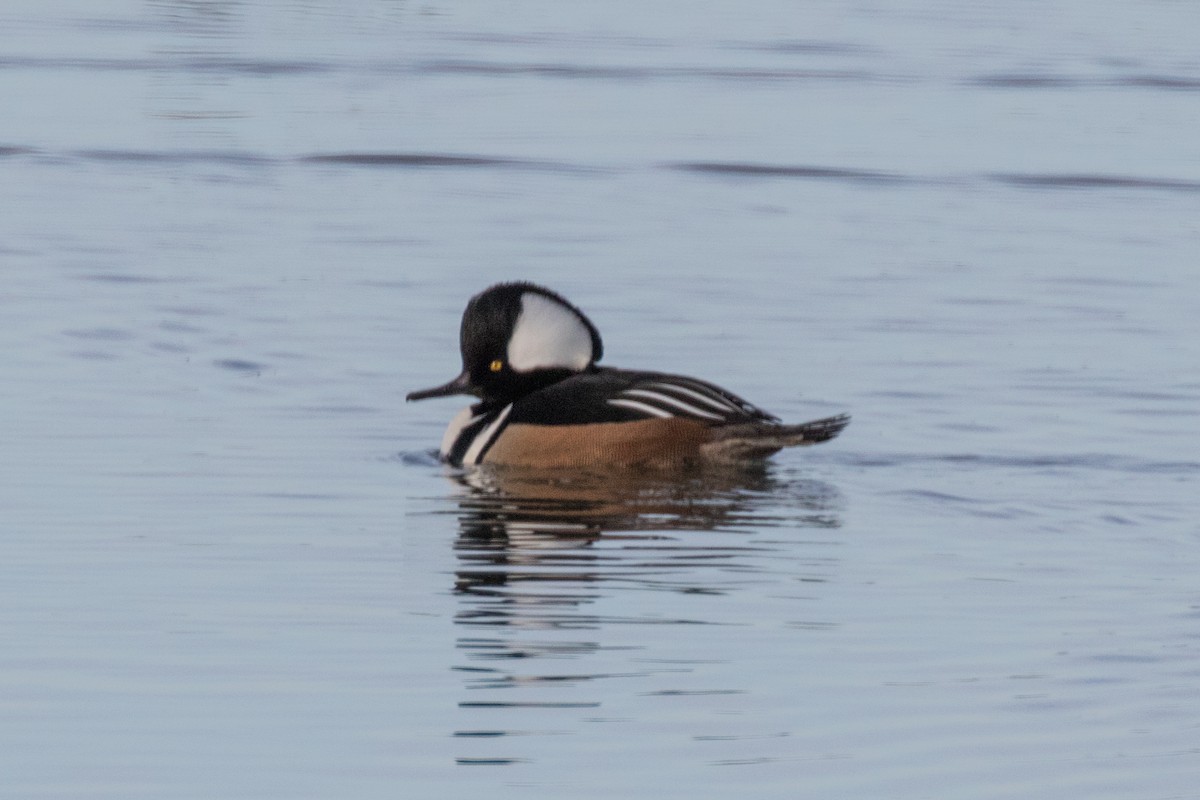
xmin=407 ymin=282 xmax=849 ymax=468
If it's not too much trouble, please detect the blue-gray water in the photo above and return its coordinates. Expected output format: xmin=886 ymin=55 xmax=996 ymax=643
xmin=3 ymin=2 xmax=1199 ymax=797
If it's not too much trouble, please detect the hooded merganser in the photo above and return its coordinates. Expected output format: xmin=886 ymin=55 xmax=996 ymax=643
xmin=407 ymin=282 xmax=849 ymax=468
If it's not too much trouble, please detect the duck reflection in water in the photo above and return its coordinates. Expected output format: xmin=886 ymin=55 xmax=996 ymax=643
xmin=450 ymin=461 xmax=843 ymax=606
xmin=444 ymin=460 xmax=846 ymax=756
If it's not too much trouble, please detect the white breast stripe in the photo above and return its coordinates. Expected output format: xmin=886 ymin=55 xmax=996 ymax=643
xmin=440 ymin=407 xmax=484 ymax=458
xmin=621 ymin=388 xmax=725 ymax=420
xmin=644 ymin=381 xmax=743 ymax=413
xmin=606 ymin=398 xmax=674 ymax=418
xmin=462 ymin=403 xmax=514 ymax=465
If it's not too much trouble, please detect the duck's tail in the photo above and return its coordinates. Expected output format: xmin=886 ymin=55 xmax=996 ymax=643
xmin=701 ymin=413 xmax=850 ymax=462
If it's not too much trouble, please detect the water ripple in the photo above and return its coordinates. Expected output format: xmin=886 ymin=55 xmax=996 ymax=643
xmin=971 ymin=73 xmax=1200 ymax=91
xmin=668 ymin=161 xmax=906 ymax=183
xmin=302 ymin=152 xmax=517 ymax=168
xmin=8 ymin=146 xmax=1197 ymax=195
xmin=75 ymin=149 xmax=271 ymax=166
xmin=5 ymin=51 xmax=1199 ymax=96
xmin=300 ymin=152 xmax=588 ymax=172
xmin=991 ymin=172 xmax=1200 ymax=193
xmin=835 ymin=451 xmax=1200 ymax=475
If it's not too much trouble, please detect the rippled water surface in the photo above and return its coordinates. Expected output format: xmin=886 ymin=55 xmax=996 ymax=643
xmin=3 ymin=2 xmax=1200 ymax=798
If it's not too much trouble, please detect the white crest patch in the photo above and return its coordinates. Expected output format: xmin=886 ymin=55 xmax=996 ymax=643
xmin=506 ymin=292 xmax=594 ymax=372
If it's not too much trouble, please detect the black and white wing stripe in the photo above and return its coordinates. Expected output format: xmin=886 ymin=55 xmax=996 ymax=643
xmin=606 ymin=375 xmax=778 ymax=424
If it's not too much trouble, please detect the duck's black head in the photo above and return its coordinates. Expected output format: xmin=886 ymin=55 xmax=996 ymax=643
xmin=407 ymin=282 xmax=603 ymax=405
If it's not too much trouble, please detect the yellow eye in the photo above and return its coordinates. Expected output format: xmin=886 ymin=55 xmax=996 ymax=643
xmin=489 ymin=359 xmax=504 ymax=372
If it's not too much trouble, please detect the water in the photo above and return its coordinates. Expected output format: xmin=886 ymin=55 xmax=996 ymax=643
xmin=3 ymin=1 xmax=1200 ymax=797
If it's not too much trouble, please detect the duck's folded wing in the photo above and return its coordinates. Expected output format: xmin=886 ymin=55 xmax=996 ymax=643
xmin=700 ymin=414 xmax=851 ymax=461
xmin=509 ymin=368 xmax=779 ymax=426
